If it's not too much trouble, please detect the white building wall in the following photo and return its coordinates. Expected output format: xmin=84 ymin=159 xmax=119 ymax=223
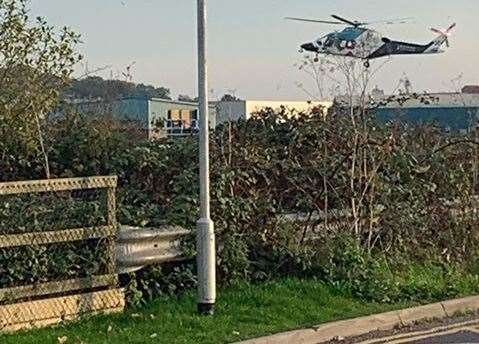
xmin=245 ymin=100 xmax=331 ymax=117
xmin=215 ymin=101 xmax=247 ymax=124
xmin=216 ymin=100 xmax=332 ymax=125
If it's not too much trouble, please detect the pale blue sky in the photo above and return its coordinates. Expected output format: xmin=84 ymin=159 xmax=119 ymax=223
xmin=31 ymin=0 xmax=478 ymax=100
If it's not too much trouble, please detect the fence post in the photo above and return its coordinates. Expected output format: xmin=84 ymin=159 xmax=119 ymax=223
xmin=106 ymin=180 xmax=118 ymax=274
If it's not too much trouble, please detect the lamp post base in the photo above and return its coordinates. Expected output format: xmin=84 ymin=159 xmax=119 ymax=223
xmin=196 ymin=218 xmax=216 ymax=315
xmin=197 ymin=302 xmax=215 ymax=315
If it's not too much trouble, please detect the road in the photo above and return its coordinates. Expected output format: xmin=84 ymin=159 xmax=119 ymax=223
xmin=339 ymin=315 xmax=479 ymax=344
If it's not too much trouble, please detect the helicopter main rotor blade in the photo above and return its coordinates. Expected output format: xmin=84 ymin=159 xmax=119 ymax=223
xmin=284 ymin=17 xmax=344 ymax=25
xmin=365 ymin=17 xmax=414 ymax=25
xmin=286 ymin=14 xmax=415 ymax=27
xmin=331 ymin=14 xmax=364 ymax=26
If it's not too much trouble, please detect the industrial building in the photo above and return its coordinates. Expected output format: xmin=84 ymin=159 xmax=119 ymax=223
xmin=74 ymin=97 xmax=333 ymax=137
xmin=215 ymin=100 xmax=333 ymax=125
xmin=73 ymin=97 xmax=217 ymax=139
xmin=72 ymin=89 xmax=479 ymax=135
xmin=334 ymin=86 xmax=479 ymax=131
xmin=373 ymin=90 xmax=479 ymax=131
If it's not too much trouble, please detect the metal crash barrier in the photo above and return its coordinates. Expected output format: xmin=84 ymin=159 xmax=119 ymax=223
xmin=116 ymin=225 xmax=191 ymax=274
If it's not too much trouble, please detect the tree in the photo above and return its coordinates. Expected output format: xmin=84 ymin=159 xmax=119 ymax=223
xmin=294 ymin=52 xmax=396 ymax=242
xmin=220 ymin=94 xmax=241 ymax=102
xmin=64 ymin=76 xmax=171 ymax=101
xmin=0 ymin=0 xmax=82 ymax=179
xmin=178 ymin=94 xmax=198 ymax=102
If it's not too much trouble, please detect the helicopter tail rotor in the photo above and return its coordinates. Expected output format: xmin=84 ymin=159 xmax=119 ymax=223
xmin=430 ymin=23 xmax=456 ymax=48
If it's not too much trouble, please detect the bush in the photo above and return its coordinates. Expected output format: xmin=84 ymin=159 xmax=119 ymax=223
xmin=2 ymin=108 xmax=479 ymax=305
xmin=0 ymin=192 xmax=111 ymax=293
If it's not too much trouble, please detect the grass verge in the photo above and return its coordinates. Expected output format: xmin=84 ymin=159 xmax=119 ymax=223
xmin=0 ymin=278 xmax=416 ymax=344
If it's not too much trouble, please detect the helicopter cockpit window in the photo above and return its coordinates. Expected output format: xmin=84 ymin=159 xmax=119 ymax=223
xmin=324 ymin=36 xmax=334 ymax=47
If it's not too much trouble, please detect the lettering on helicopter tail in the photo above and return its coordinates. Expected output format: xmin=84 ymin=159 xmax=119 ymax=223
xmin=397 ymin=44 xmax=419 ymax=52
xmin=367 ymin=40 xmax=429 ymax=59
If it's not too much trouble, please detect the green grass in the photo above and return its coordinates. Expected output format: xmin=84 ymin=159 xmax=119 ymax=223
xmin=0 ymin=278 xmax=415 ymax=344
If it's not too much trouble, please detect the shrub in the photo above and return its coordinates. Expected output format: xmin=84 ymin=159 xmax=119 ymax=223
xmin=3 ymin=107 xmax=479 ymax=304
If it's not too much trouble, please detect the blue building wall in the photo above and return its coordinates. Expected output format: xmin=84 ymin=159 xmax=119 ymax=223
xmin=69 ymin=97 xmax=149 ymax=129
xmin=69 ymin=96 xmax=217 ymax=138
xmin=112 ymin=97 xmax=149 ymax=129
xmin=374 ymin=107 xmax=479 ymax=131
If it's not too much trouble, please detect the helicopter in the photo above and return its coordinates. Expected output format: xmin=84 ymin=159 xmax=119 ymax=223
xmin=286 ymin=14 xmax=456 ymax=68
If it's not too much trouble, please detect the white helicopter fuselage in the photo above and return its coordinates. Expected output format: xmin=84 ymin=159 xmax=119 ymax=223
xmin=312 ymin=27 xmax=383 ymax=59
xmin=301 ymin=26 xmax=449 ymax=62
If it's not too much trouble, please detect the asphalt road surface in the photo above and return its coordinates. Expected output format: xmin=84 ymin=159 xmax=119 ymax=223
xmin=335 ymin=315 xmax=479 ymax=344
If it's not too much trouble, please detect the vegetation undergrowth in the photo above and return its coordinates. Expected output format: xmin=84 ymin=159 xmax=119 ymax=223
xmin=0 ymin=276 xmax=449 ymax=344
xmin=3 ymin=107 xmax=479 ymax=306
xmin=1 ymin=1 xmax=479 ymax=341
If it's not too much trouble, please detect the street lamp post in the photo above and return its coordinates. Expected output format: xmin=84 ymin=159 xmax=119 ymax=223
xmin=196 ymin=0 xmax=216 ymax=315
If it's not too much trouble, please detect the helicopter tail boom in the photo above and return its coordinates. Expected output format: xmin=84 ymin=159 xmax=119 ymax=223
xmin=367 ymin=23 xmax=456 ymax=59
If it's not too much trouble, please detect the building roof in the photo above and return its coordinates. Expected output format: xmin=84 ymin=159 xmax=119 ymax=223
xmin=335 ymin=92 xmax=479 ymax=109
xmin=462 ymin=85 xmax=479 ymax=94
xmin=378 ymin=92 xmax=479 ymax=108
xmin=121 ymin=96 xmax=216 ymax=108
xmin=216 ymin=99 xmax=331 ymax=104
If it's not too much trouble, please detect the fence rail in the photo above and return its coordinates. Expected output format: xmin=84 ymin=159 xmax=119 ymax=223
xmin=0 ymin=225 xmax=115 ymax=248
xmin=0 ymin=275 xmax=118 ymax=303
xmin=280 ymin=197 xmax=479 ymax=240
xmin=0 ymin=176 xmax=117 ymax=195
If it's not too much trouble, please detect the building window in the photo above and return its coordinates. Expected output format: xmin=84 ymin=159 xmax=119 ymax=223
xmin=191 ymin=110 xmax=199 ymax=129
xmin=165 ymin=108 xmax=199 ymax=135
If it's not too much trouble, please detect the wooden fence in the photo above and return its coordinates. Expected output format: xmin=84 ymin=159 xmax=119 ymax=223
xmin=0 ymin=176 xmax=124 ymax=332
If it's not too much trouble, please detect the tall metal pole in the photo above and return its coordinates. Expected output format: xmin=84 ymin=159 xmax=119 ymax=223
xmin=196 ymin=0 xmax=216 ymax=315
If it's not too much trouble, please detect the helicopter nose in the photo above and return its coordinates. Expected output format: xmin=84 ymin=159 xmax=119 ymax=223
xmin=300 ymin=42 xmax=316 ymax=52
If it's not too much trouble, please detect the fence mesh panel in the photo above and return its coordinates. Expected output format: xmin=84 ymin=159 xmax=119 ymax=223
xmin=0 ymin=176 xmax=123 ymax=331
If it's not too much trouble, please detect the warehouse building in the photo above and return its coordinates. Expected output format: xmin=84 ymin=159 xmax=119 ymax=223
xmin=215 ymin=100 xmax=333 ymax=125
xmin=74 ymin=97 xmax=217 ymax=139
xmin=74 ymin=97 xmax=332 ymax=136
xmin=373 ymin=91 xmax=479 ymax=131
xmin=333 ymin=86 xmax=479 ymax=132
